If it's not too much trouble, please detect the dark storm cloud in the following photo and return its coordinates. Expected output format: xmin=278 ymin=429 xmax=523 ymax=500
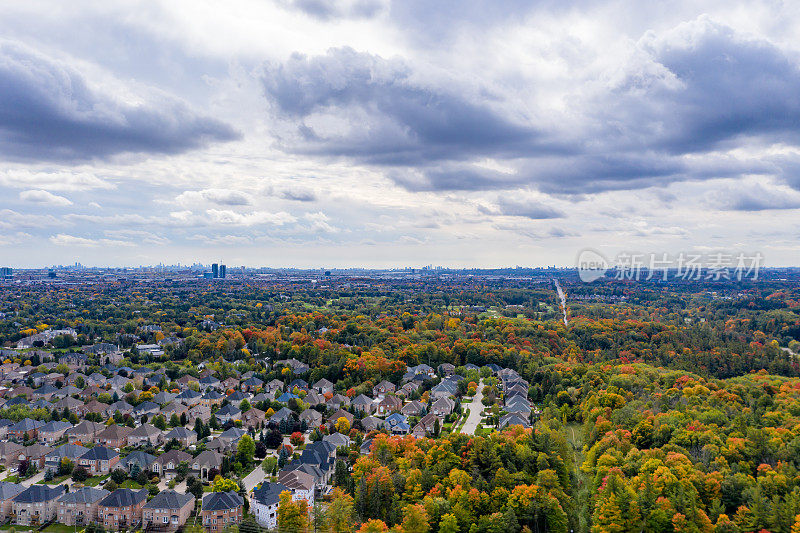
xmin=262 ymin=47 xmax=541 ymax=165
xmin=0 ymin=40 xmax=239 ymax=162
xmin=389 ymin=166 xmax=526 ymax=192
xmin=604 ymin=18 xmax=800 ymax=155
xmin=716 ymin=184 xmax=800 ymax=211
xmin=262 ymin=18 xmax=800 ymax=196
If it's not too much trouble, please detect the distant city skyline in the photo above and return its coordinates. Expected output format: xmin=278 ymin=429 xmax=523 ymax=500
xmin=1 ymin=1 xmax=799 ymax=267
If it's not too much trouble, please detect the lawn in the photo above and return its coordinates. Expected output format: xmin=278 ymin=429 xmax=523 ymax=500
xmin=82 ymin=474 xmax=110 ymax=487
xmin=2 ymin=475 xmax=19 ymax=483
xmin=119 ymin=479 xmax=142 ymax=489
xmin=37 ymin=474 xmax=70 ymax=484
xmin=40 ymin=524 xmax=81 ymax=533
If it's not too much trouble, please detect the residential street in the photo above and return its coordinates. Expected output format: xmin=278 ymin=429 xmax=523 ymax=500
xmin=460 ymin=379 xmax=484 ymax=435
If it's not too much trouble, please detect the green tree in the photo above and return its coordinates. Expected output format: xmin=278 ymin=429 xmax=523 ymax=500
xmin=438 ymin=514 xmax=459 ymax=533
xmin=237 ymin=434 xmax=255 ymax=465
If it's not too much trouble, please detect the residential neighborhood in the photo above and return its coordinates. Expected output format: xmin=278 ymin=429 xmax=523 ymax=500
xmin=0 ymin=345 xmax=536 ymax=531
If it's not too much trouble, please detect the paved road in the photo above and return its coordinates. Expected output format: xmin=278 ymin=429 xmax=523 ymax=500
xmin=460 ymin=379 xmax=484 ymax=435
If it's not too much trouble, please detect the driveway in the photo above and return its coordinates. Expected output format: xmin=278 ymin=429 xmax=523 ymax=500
xmin=460 ymin=379 xmax=485 ymax=435
xmin=241 ymin=463 xmax=267 ymax=492
xmin=19 ymin=469 xmax=46 ymax=487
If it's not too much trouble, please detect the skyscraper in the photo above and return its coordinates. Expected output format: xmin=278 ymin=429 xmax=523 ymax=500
xmin=212 ymin=263 xmax=219 ymax=278
xmin=220 ymin=264 xmax=226 ymax=278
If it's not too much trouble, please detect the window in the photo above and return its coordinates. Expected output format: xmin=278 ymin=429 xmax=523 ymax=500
xmin=163 ymin=517 xmax=168 ymax=523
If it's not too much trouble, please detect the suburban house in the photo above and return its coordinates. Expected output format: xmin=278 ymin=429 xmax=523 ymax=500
xmin=127 ymin=424 xmax=162 ymax=447
xmin=351 ymin=394 xmax=374 ymax=414
xmin=65 ymin=421 xmax=104 ymax=444
xmin=299 ymin=409 xmax=322 ymax=428
xmin=201 ymin=491 xmax=243 ymax=532
xmin=20 ymin=443 xmax=52 ymax=469
xmin=78 ymin=446 xmax=120 ymax=475
xmin=240 ymin=408 xmax=265 ymax=429
xmin=12 ymin=484 xmax=66 ymax=526
xmin=44 ymin=444 xmax=86 ymax=473
xmin=192 ymin=450 xmax=223 ymax=481
xmin=430 ymin=397 xmax=456 ymax=417
xmin=0 ymin=442 xmax=22 ymax=467
xmin=56 ymin=487 xmax=109 ymax=526
xmin=214 ymin=404 xmax=241 ymax=424
xmin=0 ymin=482 xmax=24 ymax=521
xmin=376 ymin=395 xmax=402 ymax=416
xmin=8 ymin=418 xmax=43 ymax=440
xmin=163 ymin=427 xmax=197 ymax=447
xmin=372 ymin=380 xmax=396 ymax=398
xmin=412 ymin=413 xmax=443 ymax=438
xmin=38 ymin=421 xmax=72 ymax=445
xmin=326 ymin=394 xmax=350 ymax=410
xmin=312 ymin=378 xmax=334 ymax=395
xmin=97 ymin=489 xmax=148 ymax=530
xmin=277 ymin=469 xmax=316 ymax=506
xmin=142 ymin=490 xmax=195 ymax=531
xmin=151 ymin=450 xmax=192 ymax=480
xmin=251 ymin=482 xmax=291 ymax=529
xmin=118 ymin=451 xmax=156 ymax=474
xmin=97 ymin=425 xmax=133 ymax=449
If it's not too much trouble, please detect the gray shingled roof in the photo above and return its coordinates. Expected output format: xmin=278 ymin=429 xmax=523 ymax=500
xmin=202 ymin=490 xmax=243 ymax=511
xmin=79 ymin=446 xmax=119 ymax=461
xmin=0 ymin=481 xmax=24 ymax=500
xmin=57 ymin=487 xmax=109 ymax=504
xmin=143 ymin=490 xmax=193 ymax=509
xmin=99 ymin=488 xmax=148 ymax=507
xmin=13 ymin=484 xmax=66 ymax=503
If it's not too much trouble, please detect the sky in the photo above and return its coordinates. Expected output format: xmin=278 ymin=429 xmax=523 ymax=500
xmin=1 ymin=0 xmax=799 ymax=269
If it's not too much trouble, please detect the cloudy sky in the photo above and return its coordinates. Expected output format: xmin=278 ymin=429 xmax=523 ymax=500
xmin=1 ymin=0 xmax=799 ymax=268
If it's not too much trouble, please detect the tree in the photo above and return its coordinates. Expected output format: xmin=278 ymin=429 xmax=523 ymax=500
xmin=327 ymin=488 xmax=355 ymax=533
xmin=401 ymin=504 xmax=430 ymax=533
xmin=169 ymin=413 xmax=181 ymax=427
xmin=290 ymin=431 xmax=304 ymax=446
xmin=72 ymin=466 xmax=89 ymax=482
xmin=237 ymin=434 xmax=255 ymax=465
xmin=358 ymin=519 xmax=388 ymax=533
xmin=212 ymin=475 xmax=239 ymax=492
xmin=153 ymin=414 xmax=167 ymax=430
xmin=335 ymin=417 xmax=351 ymax=434
xmin=58 ymin=457 xmax=75 ymax=476
xmin=255 ymin=441 xmax=267 ymax=459
xmin=438 ymin=514 xmax=459 ymax=533
xmin=277 ymin=490 xmax=309 ymax=533
xmin=111 ymin=469 xmax=128 ymax=484
xmin=187 ymin=476 xmax=204 ymax=501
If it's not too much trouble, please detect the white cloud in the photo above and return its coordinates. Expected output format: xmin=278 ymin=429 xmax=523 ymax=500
xmin=206 ymin=209 xmax=296 ymax=226
xmin=175 ymin=188 xmax=251 ymax=206
xmin=49 ymin=234 xmax=133 ymax=247
xmin=19 ymin=189 xmax=73 ymax=206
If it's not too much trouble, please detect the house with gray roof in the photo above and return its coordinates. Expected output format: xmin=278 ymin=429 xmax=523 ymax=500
xmin=56 ymin=487 xmax=109 ymax=526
